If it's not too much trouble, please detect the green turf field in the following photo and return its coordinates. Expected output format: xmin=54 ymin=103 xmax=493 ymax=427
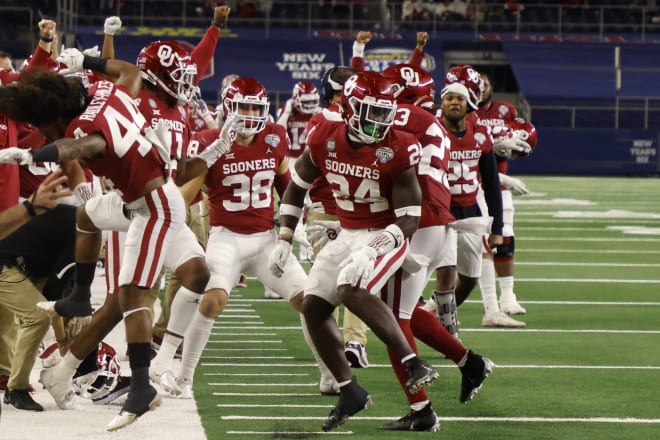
xmin=192 ymin=176 xmax=660 ymax=439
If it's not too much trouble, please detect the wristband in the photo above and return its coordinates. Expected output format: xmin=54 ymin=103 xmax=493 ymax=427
xmin=40 ymin=35 xmax=54 ymax=42
xmin=31 ymin=143 xmax=59 ymax=163
xmin=82 ymin=55 xmax=108 ymax=73
xmin=23 ymin=200 xmax=37 ymax=217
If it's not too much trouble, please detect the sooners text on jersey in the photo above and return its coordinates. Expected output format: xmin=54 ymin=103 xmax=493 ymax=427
xmin=199 ymin=122 xmax=290 ymax=233
xmin=307 ymin=117 xmax=421 ymax=230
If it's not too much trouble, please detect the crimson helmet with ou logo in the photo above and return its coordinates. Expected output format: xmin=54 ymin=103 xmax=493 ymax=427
xmin=292 ymin=80 xmax=320 ymax=114
xmin=136 ymin=40 xmax=198 ymax=105
xmin=222 ymin=77 xmax=270 ymax=137
xmin=381 ymin=63 xmax=435 ymax=111
xmin=341 ymin=71 xmax=397 ymax=144
xmin=443 ymin=64 xmax=483 ymax=110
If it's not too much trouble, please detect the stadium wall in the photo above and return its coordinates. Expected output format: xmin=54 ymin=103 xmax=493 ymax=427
xmin=74 ymin=27 xmax=660 ymax=176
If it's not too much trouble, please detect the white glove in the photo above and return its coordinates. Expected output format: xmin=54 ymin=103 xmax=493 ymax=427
xmin=293 ymin=222 xmax=311 ymax=248
xmin=0 ymin=147 xmax=33 ymax=165
xmin=339 ymin=246 xmax=378 ymax=289
xmin=306 ymin=220 xmax=341 ymax=249
xmin=492 ymin=138 xmax=532 ymax=159
xmin=57 ymin=48 xmax=85 ymax=75
xmin=82 ymin=45 xmax=100 ymax=57
xmin=197 ymin=114 xmax=237 ymax=167
xmin=73 ymin=182 xmax=95 ymax=204
xmin=104 ymin=16 xmax=122 ymax=35
xmin=192 ymin=88 xmax=211 ymax=118
xmin=268 ymin=239 xmax=292 ymax=277
xmin=499 ymin=173 xmax=529 ymax=196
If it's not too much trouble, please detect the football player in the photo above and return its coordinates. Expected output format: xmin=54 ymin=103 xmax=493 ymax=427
xmin=0 ymin=58 xmax=186 ymax=429
xmin=269 ymin=71 xmax=438 ymax=432
xmin=476 ymin=72 xmax=534 ymax=316
xmin=156 ymin=77 xmax=318 ymax=399
xmin=439 ymin=66 xmax=509 ymax=325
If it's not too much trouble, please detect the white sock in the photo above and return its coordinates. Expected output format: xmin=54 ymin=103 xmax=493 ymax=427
xmin=179 ymin=310 xmax=214 ymax=381
xmin=498 ymin=276 xmax=515 ymax=301
xmin=152 ymin=333 xmax=183 ymax=374
xmin=300 ymin=314 xmax=334 ymax=382
xmin=479 ymin=257 xmax=499 ymax=312
xmin=168 ymin=286 xmax=204 ymax=336
xmin=57 ymin=351 xmax=83 ymax=381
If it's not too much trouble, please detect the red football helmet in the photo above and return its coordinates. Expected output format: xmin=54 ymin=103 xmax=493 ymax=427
xmin=222 ymin=77 xmax=270 ymax=136
xmin=136 ymin=40 xmax=198 ymax=104
xmin=342 ymin=71 xmax=397 ymax=144
xmin=508 ymin=117 xmax=538 ymax=156
xmin=444 ymin=64 xmax=483 ymax=110
xmin=292 ymin=80 xmax=320 ymax=114
xmin=381 ymin=63 xmax=435 ymax=111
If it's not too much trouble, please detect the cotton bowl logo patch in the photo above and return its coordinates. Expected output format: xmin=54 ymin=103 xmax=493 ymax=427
xmin=148 ymin=98 xmax=158 ymax=109
xmin=474 ymin=132 xmax=486 ymax=145
xmin=265 ymin=134 xmax=280 ymax=148
xmin=326 ymin=139 xmax=336 ymax=151
xmin=375 ymin=146 xmax=394 ymax=163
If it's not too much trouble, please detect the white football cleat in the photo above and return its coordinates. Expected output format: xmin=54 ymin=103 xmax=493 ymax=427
xmin=176 ymin=377 xmax=193 ymax=399
xmin=36 ymin=301 xmax=59 ymax=317
xmin=149 ymin=369 xmax=180 ymax=396
xmin=319 ymin=374 xmax=340 ymax=396
xmin=263 ymin=289 xmax=283 ymax=299
xmin=482 ymin=311 xmax=526 ymax=328
xmin=500 ymin=296 xmax=527 ymax=315
xmin=39 ymin=367 xmax=82 ymax=410
xmin=106 ymin=386 xmax=162 ymax=431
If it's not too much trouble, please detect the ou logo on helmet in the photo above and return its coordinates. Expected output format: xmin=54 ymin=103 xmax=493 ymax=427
xmin=343 ymin=74 xmax=359 ymax=97
xmin=157 ymin=44 xmax=180 ymax=67
xmin=400 ymin=66 xmax=420 ymax=87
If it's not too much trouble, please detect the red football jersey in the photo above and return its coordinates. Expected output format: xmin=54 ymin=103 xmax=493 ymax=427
xmin=202 ymin=122 xmax=290 ymax=233
xmin=307 ymin=117 xmax=421 ymax=230
xmin=393 ymin=104 xmax=454 ymax=227
xmin=443 ymin=113 xmax=494 ymax=208
xmin=476 ymin=100 xmax=518 ymax=174
xmin=277 ymin=106 xmax=315 ymax=159
xmin=136 ymin=88 xmax=191 ymax=165
xmin=65 ymin=80 xmax=165 ymax=202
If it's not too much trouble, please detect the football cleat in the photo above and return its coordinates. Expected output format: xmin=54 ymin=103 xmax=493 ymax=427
xmin=39 ymin=366 xmax=82 ymax=410
xmin=322 ymin=377 xmax=372 ymax=432
xmin=319 ymin=374 xmax=340 ymax=396
xmin=344 ymin=341 xmax=369 ymax=368
xmin=459 ymin=350 xmax=495 ymax=404
xmin=106 ymin=385 xmax=162 ymax=431
xmin=176 ymin=377 xmax=193 ymax=399
xmin=263 ymin=289 xmax=283 ymax=299
xmin=380 ymin=402 xmax=440 ymax=432
xmin=404 ymin=358 xmax=439 ymax=394
xmin=482 ymin=311 xmax=525 ymax=328
xmin=149 ymin=369 xmax=180 ymax=396
xmin=36 ymin=300 xmax=93 ymax=321
xmin=500 ymin=297 xmax=527 ymax=315
xmin=93 ymin=375 xmax=131 ymax=405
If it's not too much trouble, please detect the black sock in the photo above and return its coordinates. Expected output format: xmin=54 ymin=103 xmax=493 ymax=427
xmin=127 ymin=343 xmax=151 ymax=389
xmin=69 ymin=263 xmax=96 ymax=301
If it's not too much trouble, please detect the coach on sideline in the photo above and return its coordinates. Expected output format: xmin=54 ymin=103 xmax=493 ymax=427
xmin=0 ymin=168 xmax=72 ymax=413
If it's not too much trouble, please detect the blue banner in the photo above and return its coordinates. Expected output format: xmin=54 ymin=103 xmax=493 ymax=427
xmin=508 ymin=128 xmax=659 ymax=175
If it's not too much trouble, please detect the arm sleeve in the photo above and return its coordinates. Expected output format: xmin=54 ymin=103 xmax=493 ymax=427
xmin=479 ymin=150 xmax=504 ymax=235
xmin=408 ymin=48 xmax=424 ymax=68
xmin=191 ymin=26 xmax=221 ymax=86
xmin=274 ymin=169 xmax=291 ymax=199
xmin=24 ymin=46 xmax=53 ymax=71
xmin=350 ymin=56 xmax=365 ymax=72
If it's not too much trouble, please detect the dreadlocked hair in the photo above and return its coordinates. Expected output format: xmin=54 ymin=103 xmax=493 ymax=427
xmin=0 ymin=68 xmax=88 ymax=126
